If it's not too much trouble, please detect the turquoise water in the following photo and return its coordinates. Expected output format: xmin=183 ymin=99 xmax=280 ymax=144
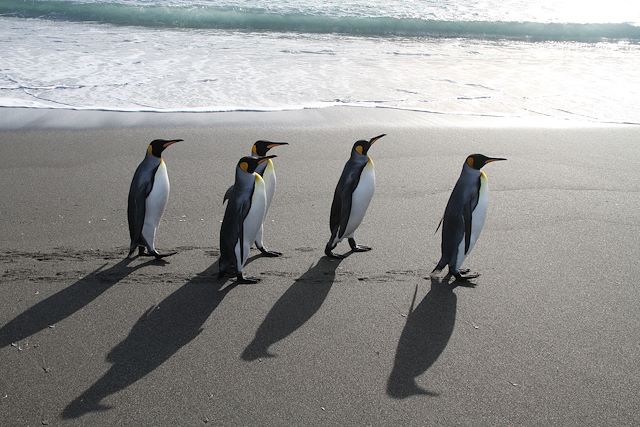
xmin=1 ymin=0 xmax=639 ymax=124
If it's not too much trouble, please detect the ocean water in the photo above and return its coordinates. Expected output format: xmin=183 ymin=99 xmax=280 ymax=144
xmin=1 ymin=0 xmax=640 ymax=124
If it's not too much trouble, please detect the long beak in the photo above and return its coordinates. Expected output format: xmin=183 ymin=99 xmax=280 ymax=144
xmin=163 ymin=139 xmax=183 ymax=148
xmin=257 ymin=155 xmax=277 ymax=164
xmin=369 ymin=134 xmax=386 ymax=144
xmin=485 ymin=157 xmax=507 ymax=164
xmin=266 ymin=141 xmax=289 ymax=149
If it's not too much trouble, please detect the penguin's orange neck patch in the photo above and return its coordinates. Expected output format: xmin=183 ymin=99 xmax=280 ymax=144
xmin=239 ymin=161 xmax=249 ymax=172
xmin=466 ymin=157 xmax=474 ymax=168
xmin=355 ymin=145 xmax=363 ymax=155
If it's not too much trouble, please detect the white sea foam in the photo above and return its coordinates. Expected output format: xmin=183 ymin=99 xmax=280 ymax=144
xmin=1 ymin=1 xmax=639 ymax=125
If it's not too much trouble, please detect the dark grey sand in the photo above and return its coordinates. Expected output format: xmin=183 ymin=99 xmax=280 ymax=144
xmin=1 ymin=107 xmax=639 ymax=425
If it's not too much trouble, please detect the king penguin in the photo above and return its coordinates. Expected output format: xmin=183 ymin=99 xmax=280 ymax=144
xmin=219 ymin=155 xmax=277 ymax=284
xmin=224 ymin=140 xmax=288 ymax=256
xmin=432 ymin=154 xmax=506 ymax=282
xmin=325 ymin=134 xmax=386 ymax=259
xmin=127 ymin=138 xmax=183 ymax=259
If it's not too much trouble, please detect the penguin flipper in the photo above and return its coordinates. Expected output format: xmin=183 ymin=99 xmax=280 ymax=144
xmin=328 ymin=186 xmax=343 ymax=238
xmin=127 ymin=165 xmax=157 ymax=251
xmin=440 ymin=214 xmax=465 ymax=273
xmin=325 ymin=186 xmax=351 ymax=257
xmin=330 ymin=160 xmax=363 ymax=238
xmin=337 ymin=189 xmax=353 ymax=240
xmin=463 ymin=203 xmax=473 ymax=254
xmin=238 ymin=197 xmax=254 ymax=268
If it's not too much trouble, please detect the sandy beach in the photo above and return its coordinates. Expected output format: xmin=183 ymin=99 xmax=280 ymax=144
xmin=1 ymin=106 xmax=639 ymax=425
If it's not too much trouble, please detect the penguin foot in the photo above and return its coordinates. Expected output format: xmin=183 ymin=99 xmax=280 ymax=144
xmin=348 ymin=238 xmax=371 ymax=252
xmin=146 ymin=251 xmax=177 ymax=259
xmin=257 ymin=246 xmax=282 ymax=257
xmin=324 ymin=242 xmax=345 ymax=259
xmin=452 ymin=271 xmax=479 ymax=284
xmin=236 ymin=274 xmax=261 ymax=284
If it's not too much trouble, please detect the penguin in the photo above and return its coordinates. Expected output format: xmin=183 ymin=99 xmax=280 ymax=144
xmin=223 ymin=140 xmax=288 ymax=256
xmin=127 ymin=138 xmax=183 ymax=259
xmin=432 ymin=154 xmax=506 ymax=282
xmin=325 ymin=134 xmax=386 ymax=259
xmin=218 ymin=155 xmax=277 ymax=284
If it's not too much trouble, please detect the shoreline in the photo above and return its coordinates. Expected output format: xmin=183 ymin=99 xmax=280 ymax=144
xmin=0 ymin=105 xmax=632 ymax=131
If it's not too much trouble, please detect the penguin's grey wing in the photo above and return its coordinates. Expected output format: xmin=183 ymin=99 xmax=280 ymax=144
xmin=219 ymin=193 xmax=252 ymax=270
xmin=463 ymin=177 xmax=481 ymax=254
xmin=222 ymin=185 xmax=234 ymax=204
xmin=441 ymin=213 xmax=465 ymax=267
xmin=463 ymin=203 xmax=473 ymax=254
xmin=330 ymin=164 xmax=363 ymax=239
xmin=237 ymin=196 xmax=253 ymax=261
xmin=127 ymin=165 xmax=157 ymax=243
xmin=328 ymin=185 xmax=342 ymax=236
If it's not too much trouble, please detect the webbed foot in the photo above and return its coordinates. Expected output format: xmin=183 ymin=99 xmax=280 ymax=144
xmin=452 ymin=271 xmax=479 ymax=286
xmin=324 ymin=242 xmax=345 ymax=259
xmin=151 ymin=251 xmax=177 ymax=259
xmin=257 ymin=246 xmax=282 ymax=257
xmin=236 ymin=274 xmax=261 ymax=284
xmin=348 ymin=238 xmax=371 ymax=252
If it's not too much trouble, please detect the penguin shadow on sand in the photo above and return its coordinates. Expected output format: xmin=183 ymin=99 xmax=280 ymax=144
xmin=386 ymin=276 xmax=474 ymax=399
xmin=241 ymin=254 xmax=349 ymax=361
xmin=0 ymin=257 xmax=162 ymax=350
xmin=62 ymin=260 xmax=238 ymax=419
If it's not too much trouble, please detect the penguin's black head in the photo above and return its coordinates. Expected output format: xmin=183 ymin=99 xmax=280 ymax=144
xmin=237 ymin=155 xmax=278 ymax=174
xmin=148 ymin=139 xmax=183 ymax=157
xmin=251 ymin=140 xmax=288 ymax=156
xmin=465 ymin=154 xmax=507 ymax=170
xmin=352 ymin=134 xmax=386 ymax=156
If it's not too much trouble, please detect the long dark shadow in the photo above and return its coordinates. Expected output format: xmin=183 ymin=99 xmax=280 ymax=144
xmin=62 ymin=261 xmax=235 ymax=419
xmin=241 ymin=255 xmax=346 ymax=361
xmin=386 ymin=277 xmax=460 ymax=399
xmin=0 ymin=258 xmax=161 ymax=349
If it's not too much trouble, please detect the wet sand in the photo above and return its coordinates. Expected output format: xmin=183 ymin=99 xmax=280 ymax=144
xmin=1 ymin=107 xmax=639 ymax=425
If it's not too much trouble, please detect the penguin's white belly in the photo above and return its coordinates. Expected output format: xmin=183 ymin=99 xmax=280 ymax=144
xmin=343 ymin=161 xmax=375 ymax=238
xmin=469 ymin=174 xmax=489 ymax=253
xmin=142 ymin=161 xmax=170 ymax=248
xmin=262 ymin=161 xmax=276 ymax=214
xmin=234 ymin=175 xmax=267 ymax=270
xmin=455 ymin=172 xmax=489 ymax=270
